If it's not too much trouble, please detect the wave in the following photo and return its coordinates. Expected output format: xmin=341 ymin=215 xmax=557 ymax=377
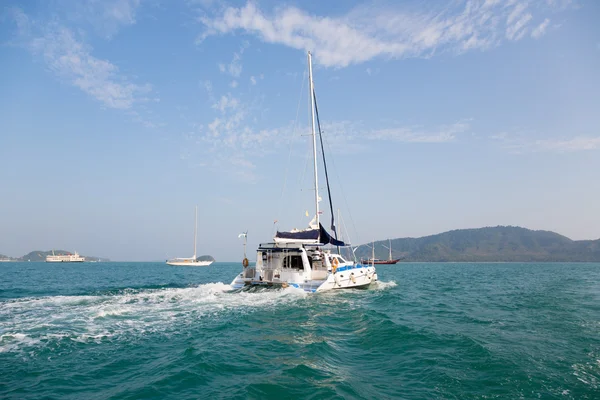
xmin=373 ymin=280 xmax=397 ymax=290
xmin=0 ymin=282 xmax=307 ymax=354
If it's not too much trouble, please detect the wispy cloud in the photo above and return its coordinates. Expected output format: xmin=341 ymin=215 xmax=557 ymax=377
xmin=323 ymin=119 xmax=471 ymax=147
xmin=211 ymin=94 xmax=239 ymax=113
xmin=197 ymin=1 xmax=567 ymax=68
xmin=66 ymin=0 xmax=142 ymax=38
xmin=10 ymin=8 xmax=154 ymax=111
xmin=217 ymin=41 xmax=249 ymax=77
xmin=531 ymin=18 xmax=551 ymax=39
xmin=490 ymin=132 xmax=600 ymax=153
xmin=505 ymin=3 xmax=532 ymax=40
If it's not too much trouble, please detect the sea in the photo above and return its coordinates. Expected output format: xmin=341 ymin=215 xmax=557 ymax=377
xmin=1 ymin=261 xmax=600 ymax=399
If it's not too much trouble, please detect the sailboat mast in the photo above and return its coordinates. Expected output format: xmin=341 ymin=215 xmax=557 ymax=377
xmin=372 ymin=240 xmax=375 ymax=266
xmin=389 ymin=239 xmax=392 ymax=261
xmin=308 ymin=51 xmax=320 ymax=228
xmin=193 ymin=205 xmax=198 ymax=259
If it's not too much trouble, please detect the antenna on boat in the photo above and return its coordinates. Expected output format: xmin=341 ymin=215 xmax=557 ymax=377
xmin=239 ymin=231 xmax=249 ymax=267
xmin=308 ymin=51 xmax=320 ymax=231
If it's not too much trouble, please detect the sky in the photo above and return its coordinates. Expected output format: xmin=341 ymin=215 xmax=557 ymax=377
xmin=0 ymin=0 xmax=599 ymax=261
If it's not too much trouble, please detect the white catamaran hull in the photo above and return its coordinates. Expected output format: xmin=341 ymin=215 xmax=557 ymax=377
xmin=230 ymin=242 xmax=377 ymax=293
xmin=230 ymin=265 xmax=377 ymax=293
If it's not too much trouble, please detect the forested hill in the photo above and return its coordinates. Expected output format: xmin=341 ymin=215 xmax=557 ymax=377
xmin=354 ymin=226 xmax=600 ymax=262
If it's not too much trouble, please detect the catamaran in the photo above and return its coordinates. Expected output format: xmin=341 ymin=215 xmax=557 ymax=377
xmin=166 ymin=206 xmax=213 ymax=266
xmin=230 ymin=51 xmax=377 ymax=292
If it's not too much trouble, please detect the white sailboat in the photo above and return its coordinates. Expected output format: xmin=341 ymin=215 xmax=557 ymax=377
xmin=230 ymin=51 xmax=377 ymax=292
xmin=166 ymin=206 xmax=213 ymax=267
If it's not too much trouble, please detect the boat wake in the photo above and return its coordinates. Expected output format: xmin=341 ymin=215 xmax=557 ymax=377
xmin=0 ymin=282 xmax=307 ymax=354
xmin=373 ymin=280 xmax=397 ymax=290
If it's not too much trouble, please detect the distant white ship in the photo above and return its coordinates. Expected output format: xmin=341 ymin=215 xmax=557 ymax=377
xmin=167 ymin=206 xmax=213 ymax=267
xmin=46 ymin=250 xmax=85 ymax=263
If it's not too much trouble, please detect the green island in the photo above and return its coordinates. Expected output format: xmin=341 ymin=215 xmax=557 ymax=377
xmin=0 ymin=250 xmax=110 ymax=262
xmin=353 ymin=226 xmax=600 ymax=262
xmin=2 ymin=226 xmax=599 ymax=262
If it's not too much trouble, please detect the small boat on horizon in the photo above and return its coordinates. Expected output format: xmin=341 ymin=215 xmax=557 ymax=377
xmin=46 ymin=250 xmax=85 ymax=263
xmin=361 ymin=239 xmax=401 ymax=264
xmin=166 ymin=206 xmax=213 ymax=267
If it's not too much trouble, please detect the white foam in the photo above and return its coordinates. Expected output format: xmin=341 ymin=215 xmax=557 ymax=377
xmin=0 ymin=282 xmax=307 ymax=354
xmin=373 ymin=280 xmax=397 ymax=290
xmin=0 ymin=333 xmax=40 ymax=353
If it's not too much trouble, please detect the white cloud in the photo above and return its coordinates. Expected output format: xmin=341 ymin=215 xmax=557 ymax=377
xmin=250 ymin=76 xmax=257 ymax=85
xmin=506 ymin=12 xmax=532 ymax=40
xmin=531 ymin=18 xmax=550 ymax=39
xmin=203 ymin=80 xmax=213 ymax=94
xmin=535 ymin=137 xmax=600 ymax=152
xmin=365 ymin=67 xmax=380 ymax=76
xmin=491 ymin=132 xmax=600 ymax=153
xmin=65 ymin=0 xmax=142 ymax=38
xmin=367 ymin=124 xmax=467 ymax=143
xmin=12 ymin=9 xmax=153 ymax=110
xmin=197 ymin=1 xmax=557 ymax=68
xmin=211 ymin=94 xmax=239 ymax=113
xmin=320 ymin=119 xmax=471 ymax=149
xmin=217 ymin=42 xmax=249 ymax=78
xmin=230 ymin=80 xmax=238 ymax=88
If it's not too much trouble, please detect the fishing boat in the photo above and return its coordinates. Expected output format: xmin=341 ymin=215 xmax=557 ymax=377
xmin=166 ymin=206 xmax=213 ymax=267
xmin=361 ymin=239 xmax=401 ymax=264
xmin=46 ymin=250 xmax=85 ymax=263
xmin=230 ymin=51 xmax=377 ymax=292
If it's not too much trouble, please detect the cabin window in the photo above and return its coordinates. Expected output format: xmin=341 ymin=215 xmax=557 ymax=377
xmin=283 ymin=255 xmax=303 ymax=270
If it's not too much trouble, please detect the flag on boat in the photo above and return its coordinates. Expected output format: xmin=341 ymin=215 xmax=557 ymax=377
xmin=238 ymin=232 xmax=247 ymax=238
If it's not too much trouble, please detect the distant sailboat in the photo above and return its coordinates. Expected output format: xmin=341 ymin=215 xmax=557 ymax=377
xmin=166 ymin=206 xmax=213 ymax=267
xmin=362 ymin=239 xmax=400 ymax=265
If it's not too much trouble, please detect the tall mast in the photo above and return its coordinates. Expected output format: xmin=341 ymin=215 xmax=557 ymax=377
xmin=372 ymin=240 xmax=375 ymax=266
xmin=193 ymin=205 xmax=198 ymax=259
xmin=308 ymin=51 xmax=320 ymax=228
xmin=389 ymin=238 xmax=392 ymax=261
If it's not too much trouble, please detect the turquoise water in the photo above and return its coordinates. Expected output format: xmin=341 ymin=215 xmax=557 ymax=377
xmin=1 ymin=262 xmax=600 ymax=399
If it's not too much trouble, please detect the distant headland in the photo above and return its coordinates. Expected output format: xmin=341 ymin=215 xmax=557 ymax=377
xmin=0 ymin=250 xmax=110 ymax=262
xmin=2 ymin=226 xmax=599 ymax=263
xmin=0 ymin=251 xmax=217 ymax=263
xmin=352 ymin=226 xmax=600 ymax=262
